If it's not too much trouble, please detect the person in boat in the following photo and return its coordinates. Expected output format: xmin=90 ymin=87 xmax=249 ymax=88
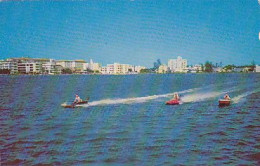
xmin=74 ymin=95 xmax=82 ymax=103
xmin=224 ymin=93 xmax=231 ymax=100
xmin=172 ymin=92 xmax=180 ymax=101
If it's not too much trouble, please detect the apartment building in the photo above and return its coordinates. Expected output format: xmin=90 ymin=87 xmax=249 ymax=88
xmin=101 ymin=63 xmax=136 ymax=74
xmin=0 ymin=60 xmax=18 ymax=74
xmin=56 ymin=60 xmax=87 ymax=72
xmin=134 ymin=66 xmax=146 ymax=73
xmin=87 ymin=59 xmax=101 ymax=72
xmin=42 ymin=59 xmax=62 ymax=74
xmin=157 ymin=65 xmax=169 ymax=73
xmin=168 ymin=56 xmax=187 ymax=72
xmin=17 ymin=62 xmax=41 ymax=74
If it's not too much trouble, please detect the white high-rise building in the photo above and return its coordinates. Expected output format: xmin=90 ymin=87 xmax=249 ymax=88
xmin=168 ymin=56 xmax=187 ymax=72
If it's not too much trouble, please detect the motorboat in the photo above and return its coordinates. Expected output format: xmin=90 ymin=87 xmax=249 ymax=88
xmin=218 ymin=99 xmax=231 ymax=107
xmin=166 ymin=99 xmax=180 ymax=105
xmin=61 ymin=98 xmax=89 ymax=108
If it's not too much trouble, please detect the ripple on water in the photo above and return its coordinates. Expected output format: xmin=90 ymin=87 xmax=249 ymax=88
xmin=245 ymin=152 xmax=260 ymax=163
xmin=0 ymin=74 xmax=259 ymax=165
xmin=199 ymin=131 xmax=227 ymax=137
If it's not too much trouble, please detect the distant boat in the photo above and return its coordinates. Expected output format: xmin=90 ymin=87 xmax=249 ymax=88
xmin=61 ymin=98 xmax=89 ymax=108
xmin=165 ymin=99 xmax=180 ymax=105
xmin=218 ymin=99 xmax=231 ymax=107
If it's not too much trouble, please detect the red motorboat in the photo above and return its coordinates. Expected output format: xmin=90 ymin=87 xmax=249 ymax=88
xmin=218 ymin=99 xmax=231 ymax=107
xmin=166 ymin=99 xmax=180 ymax=105
xmin=61 ymin=98 xmax=89 ymax=108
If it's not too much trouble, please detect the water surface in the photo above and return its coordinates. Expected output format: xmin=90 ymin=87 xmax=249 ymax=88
xmin=0 ymin=73 xmax=259 ymax=165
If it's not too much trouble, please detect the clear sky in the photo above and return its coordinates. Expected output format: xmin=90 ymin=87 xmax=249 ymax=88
xmin=0 ymin=0 xmax=259 ymax=67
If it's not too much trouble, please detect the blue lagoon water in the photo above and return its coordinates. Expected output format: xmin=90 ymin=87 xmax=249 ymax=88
xmin=0 ymin=73 xmax=259 ymax=165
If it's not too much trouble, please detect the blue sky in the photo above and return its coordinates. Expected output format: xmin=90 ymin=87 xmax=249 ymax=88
xmin=0 ymin=0 xmax=259 ymax=67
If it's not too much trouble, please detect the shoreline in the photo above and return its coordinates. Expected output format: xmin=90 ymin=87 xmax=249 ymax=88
xmin=0 ymin=72 xmax=258 ymax=76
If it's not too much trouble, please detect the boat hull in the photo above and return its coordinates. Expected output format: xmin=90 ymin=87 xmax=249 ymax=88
xmin=61 ymin=100 xmax=88 ymax=108
xmin=166 ymin=99 xmax=180 ymax=105
xmin=219 ymin=99 xmax=231 ymax=107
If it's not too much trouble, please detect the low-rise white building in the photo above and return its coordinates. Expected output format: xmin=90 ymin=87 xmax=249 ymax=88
xmin=56 ymin=60 xmax=87 ymax=72
xmin=0 ymin=60 xmax=18 ymax=74
xmin=255 ymin=65 xmax=260 ymax=72
xmin=157 ymin=65 xmax=169 ymax=73
xmin=17 ymin=62 xmax=41 ymax=74
xmin=213 ymin=67 xmax=223 ymax=73
xmin=134 ymin=66 xmax=146 ymax=73
xmin=101 ymin=63 xmax=137 ymax=74
xmin=186 ymin=64 xmax=202 ymax=73
xmin=42 ymin=59 xmax=62 ymax=74
xmin=87 ymin=59 xmax=101 ymax=72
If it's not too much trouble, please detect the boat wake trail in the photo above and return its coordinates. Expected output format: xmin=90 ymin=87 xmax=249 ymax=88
xmin=80 ymin=88 xmax=199 ymax=107
xmin=232 ymin=89 xmax=260 ymax=104
xmin=181 ymin=88 xmax=236 ymax=103
xmin=181 ymin=92 xmax=224 ymax=103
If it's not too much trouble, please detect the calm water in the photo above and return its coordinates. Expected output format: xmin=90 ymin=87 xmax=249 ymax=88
xmin=0 ymin=73 xmax=259 ymax=165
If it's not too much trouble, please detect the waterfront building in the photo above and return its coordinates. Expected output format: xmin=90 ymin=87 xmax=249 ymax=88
xmin=243 ymin=67 xmax=251 ymax=72
xmin=255 ymin=65 xmax=260 ymax=72
xmin=0 ymin=60 xmax=18 ymax=74
xmin=5 ymin=57 xmax=52 ymax=74
xmin=42 ymin=59 xmax=62 ymax=75
xmin=121 ymin=64 xmax=134 ymax=74
xmin=17 ymin=61 xmax=41 ymax=74
xmin=168 ymin=56 xmax=187 ymax=72
xmin=108 ymin=63 xmax=121 ymax=74
xmin=193 ymin=64 xmax=202 ymax=72
xmin=7 ymin=58 xmax=50 ymax=64
xmin=157 ymin=65 xmax=169 ymax=73
xmin=101 ymin=63 xmax=137 ymax=74
xmin=134 ymin=66 xmax=146 ymax=73
xmin=213 ymin=67 xmax=223 ymax=72
xmin=101 ymin=67 xmax=108 ymax=74
xmin=56 ymin=60 xmax=87 ymax=72
xmin=87 ymin=59 xmax=101 ymax=72
xmin=233 ymin=67 xmax=244 ymax=72
xmin=186 ymin=64 xmax=202 ymax=73
xmin=101 ymin=63 xmax=117 ymax=74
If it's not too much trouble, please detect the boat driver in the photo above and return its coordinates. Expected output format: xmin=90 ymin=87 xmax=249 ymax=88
xmin=74 ymin=95 xmax=82 ymax=103
xmin=172 ymin=92 xmax=180 ymax=101
xmin=224 ymin=93 xmax=231 ymax=100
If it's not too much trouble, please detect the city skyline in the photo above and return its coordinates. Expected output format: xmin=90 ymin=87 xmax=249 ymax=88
xmin=0 ymin=1 xmax=259 ymax=67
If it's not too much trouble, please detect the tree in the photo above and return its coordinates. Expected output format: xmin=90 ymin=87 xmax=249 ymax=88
xmin=250 ymin=60 xmax=256 ymax=71
xmin=0 ymin=69 xmax=11 ymax=74
xmin=140 ymin=69 xmax=151 ymax=73
xmin=223 ymin=65 xmax=235 ymax=72
xmin=204 ymin=61 xmax=213 ymax=72
xmin=251 ymin=60 xmax=256 ymax=67
xmin=62 ymin=68 xmax=73 ymax=74
xmin=152 ymin=59 xmax=162 ymax=71
xmin=200 ymin=63 xmax=204 ymax=72
xmin=86 ymin=68 xmax=94 ymax=73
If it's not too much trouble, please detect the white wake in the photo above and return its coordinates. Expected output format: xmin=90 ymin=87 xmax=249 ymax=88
xmin=79 ymin=88 xmax=199 ymax=107
xmin=232 ymin=89 xmax=260 ymax=104
xmin=180 ymin=88 xmax=237 ymax=103
xmin=77 ymin=86 xmax=253 ymax=107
